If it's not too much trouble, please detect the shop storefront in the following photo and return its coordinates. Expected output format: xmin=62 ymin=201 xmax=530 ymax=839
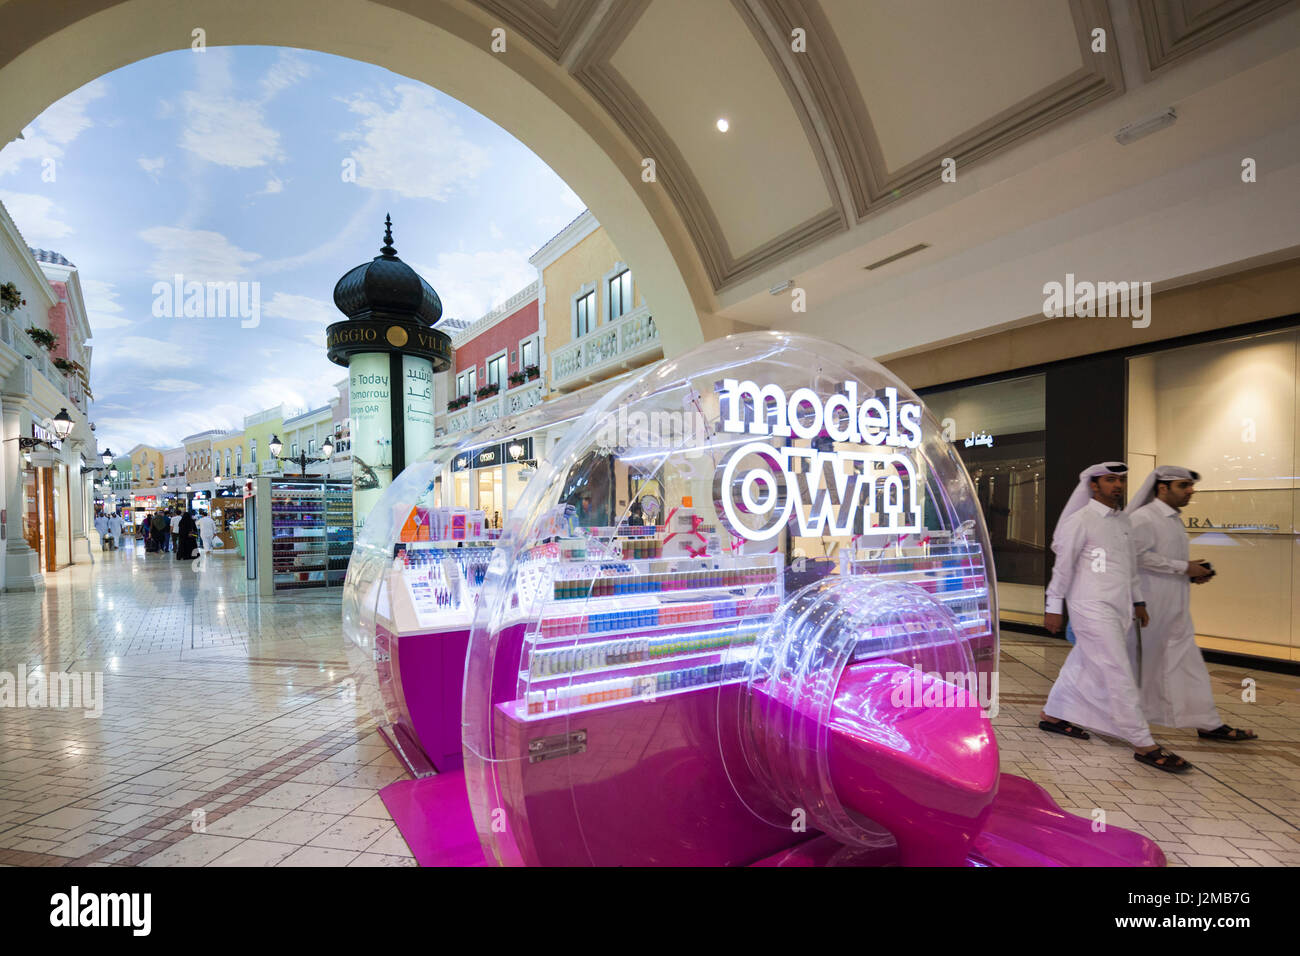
xmin=922 ymin=375 xmax=1047 ymax=621
xmin=917 ymin=311 xmax=1300 ymax=664
xmin=446 ymin=438 xmax=533 ymax=528
xmin=1128 ymin=326 xmax=1300 ymax=662
xmin=21 ymin=424 xmax=73 ymax=572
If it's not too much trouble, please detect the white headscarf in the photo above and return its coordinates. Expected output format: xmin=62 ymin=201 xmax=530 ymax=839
xmin=1056 ymin=461 xmax=1129 ymax=533
xmin=1125 ymin=465 xmax=1200 ymax=514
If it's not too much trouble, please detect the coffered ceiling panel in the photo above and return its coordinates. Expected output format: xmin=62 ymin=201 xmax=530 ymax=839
xmin=1135 ymin=0 xmax=1298 ymax=73
xmin=823 ymin=0 xmax=1083 ymax=172
xmin=577 ymin=0 xmax=843 ymax=290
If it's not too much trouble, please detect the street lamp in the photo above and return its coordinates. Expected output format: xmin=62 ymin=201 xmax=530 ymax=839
xmin=267 ymin=433 xmax=337 ymax=477
xmin=51 ymin=407 xmax=74 ymax=441
xmin=508 ymin=442 xmax=538 ymax=469
xmin=100 ymin=447 xmax=113 ymax=466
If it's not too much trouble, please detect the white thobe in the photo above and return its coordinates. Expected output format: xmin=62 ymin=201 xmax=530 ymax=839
xmin=198 ymin=515 xmax=217 ymax=552
xmin=1043 ymin=498 xmax=1154 ymax=747
xmin=1127 ymin=499 xmax=1222 ymax=730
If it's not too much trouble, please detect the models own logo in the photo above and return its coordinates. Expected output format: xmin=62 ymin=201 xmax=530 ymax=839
xmin=718 ymin=379 xmax=925 ymax=541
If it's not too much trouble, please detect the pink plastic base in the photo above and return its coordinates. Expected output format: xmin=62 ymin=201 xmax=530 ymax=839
xmin=379 ymin=771 xmax=487 ymax=867
xmin=752 ymin=773 xmax=1166 ymax=867
xmin=382 ymin=770 xmax=1164 ymax=867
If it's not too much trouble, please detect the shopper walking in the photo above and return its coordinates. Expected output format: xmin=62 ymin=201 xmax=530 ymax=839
xmin=106 ymin=512 xmax=124 ymax=551
xmin=1039 ymin=462 xmax=1192 ymax=773
xmin=1126 ymin=466 xmax=1257 ymax=742
xmin=177 ymin=510 xmax=198 ymax=560
xmin=151 ymin=510 xmax=168 ymax=552
xmin=197 ymin=511 xmax=217 ymax=553
xmin=94 ymin=511 xmax=109 ymax=550
xmin=170 ymin=510 xmax=182 ymax=559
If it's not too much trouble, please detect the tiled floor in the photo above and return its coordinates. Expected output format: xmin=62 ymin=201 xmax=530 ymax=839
xmin=1 ymin=541 xmax=1297 ymax=866
xmin=0 ymin=542 xmax=414 ymax=867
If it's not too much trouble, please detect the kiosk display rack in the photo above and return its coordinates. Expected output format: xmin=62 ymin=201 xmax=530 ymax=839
xmin=251 ymin=475 xmax=354 ymax=595
xmin=346 ymin=332 xmax=1166 ymax=868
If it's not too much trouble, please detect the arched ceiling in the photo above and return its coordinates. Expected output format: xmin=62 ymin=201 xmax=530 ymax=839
xmin=2 ymin=0 xmax=1298 ymax=361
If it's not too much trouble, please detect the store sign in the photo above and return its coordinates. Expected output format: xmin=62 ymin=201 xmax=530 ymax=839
xmin=718 ymin=379 xmax=925 ymax=541
xmin=349 ymin=354 xmax=393 ymax=528
xmin=32 ymin=423 xmax=61 ymax=449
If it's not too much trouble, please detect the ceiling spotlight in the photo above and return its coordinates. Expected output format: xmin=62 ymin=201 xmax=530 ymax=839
xmin=716 ymin=118 xmax=729 ymax=133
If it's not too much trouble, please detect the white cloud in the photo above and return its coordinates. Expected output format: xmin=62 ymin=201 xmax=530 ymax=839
xmin=108 ymin=336 xmax=194 ymax=369
xmin=137 ymin=155 xmax=166 ymax=179
xmin=152 ymin=379 xmax=202 ymax=392
xmin=261 ymin=292 xmax=337 ymax=326
xmin=416 ymin=248 xmax=536 ymax=323
xmin=80 ymin=278 xmax=134 ymax=333
xmin=179 ymin=91 xmax=283 ymax=168
xmin=259 ymin=175 xmax=284 ymax=195
xmin=138 ymin=226 xmax=260 ymax=280
xmin=340 ymin=85 xmax=488 ymax=200
xmin=0 ymin=82 xmax=108 ymax=177
xmin=0 ymin=191 xmax=73 ymax=241
xmin=260 ymin=51 xmax=313 ymax=100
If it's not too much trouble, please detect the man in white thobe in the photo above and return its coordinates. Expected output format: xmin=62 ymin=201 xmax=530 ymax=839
xmin=94 ymin=512 xmax=109 ymax=550
xmin=1039 ymin=462 xmax=1192 ymax=773
xmin=1126 ymin=466 xmax=1257 ymax=741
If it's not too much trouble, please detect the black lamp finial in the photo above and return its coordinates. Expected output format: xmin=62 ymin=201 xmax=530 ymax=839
xmin=380 ymin=214 xmax=396 ymax=257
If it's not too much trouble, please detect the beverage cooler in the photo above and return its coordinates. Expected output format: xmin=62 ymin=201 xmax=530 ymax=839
xmin=344 ymin=331 xmax=1166 ymax=868
xmin=248 ymin=475 xmax=354 ymax=595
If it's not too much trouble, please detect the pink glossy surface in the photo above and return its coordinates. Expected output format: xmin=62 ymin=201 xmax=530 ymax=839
xmin=824 ymin=659 xmax=998 ymax=865
xmin=380 ymin=771 xmax=486 ymax=866
xmin=379 ymin=623 xmax=469 ymax=773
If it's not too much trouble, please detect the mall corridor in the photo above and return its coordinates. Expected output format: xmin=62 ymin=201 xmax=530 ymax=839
xmin=0 ymin=543 xmax=1294 ymax=867
xmin=0 ymin=546 xmax=414 ymax=866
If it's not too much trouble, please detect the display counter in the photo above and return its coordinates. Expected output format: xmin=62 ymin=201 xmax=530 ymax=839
xmin=347 ymin=331 xmax=1165 ymax=867
xmin=343 ymin=390 xmax=596 ymax=777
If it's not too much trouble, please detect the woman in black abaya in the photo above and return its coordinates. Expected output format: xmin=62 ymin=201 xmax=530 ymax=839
xmin=177 ymin=510 xmax=199 ymax=560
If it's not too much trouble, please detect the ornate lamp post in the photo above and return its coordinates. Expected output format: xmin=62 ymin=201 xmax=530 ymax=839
xmin=326 ymin=215 xmax=451 ymax=528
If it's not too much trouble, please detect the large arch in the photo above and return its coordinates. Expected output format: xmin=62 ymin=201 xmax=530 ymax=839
xmin=0 ymin=0 xmax=709 ymax=353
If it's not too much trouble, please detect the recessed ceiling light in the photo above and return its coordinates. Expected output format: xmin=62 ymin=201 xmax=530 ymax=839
xmin=716 ymin=118 xmax=729 ymax=133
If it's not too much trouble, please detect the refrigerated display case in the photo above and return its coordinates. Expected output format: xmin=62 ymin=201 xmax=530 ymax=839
xmin=345 ymin=331 xmax=1166 ymax=867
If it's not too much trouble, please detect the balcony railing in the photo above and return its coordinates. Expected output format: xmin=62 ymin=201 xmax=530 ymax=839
xmin=0 ymin=311 xmax=82 ymax=407
xmin=444 ymin=378 xmax=546 ymax=436
xmin=550 ymin=305 xmax=659 ymax=391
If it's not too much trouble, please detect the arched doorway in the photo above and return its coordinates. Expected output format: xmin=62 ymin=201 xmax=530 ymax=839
xmin=0 ymin=0 xmax=706 ymax=352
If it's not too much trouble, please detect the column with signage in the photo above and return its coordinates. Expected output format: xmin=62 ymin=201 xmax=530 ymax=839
xmin=326 ymin=216 xmax=452 ymax=530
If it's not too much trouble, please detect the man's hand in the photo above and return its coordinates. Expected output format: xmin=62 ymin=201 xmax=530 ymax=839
xmin=1044 ymin=612 xmax=1064 ymax=634
xmin=1187 ymin=559 xmax=1213 ymax=581
xmin=1134 ymin=605 xmax=1150 ymax=628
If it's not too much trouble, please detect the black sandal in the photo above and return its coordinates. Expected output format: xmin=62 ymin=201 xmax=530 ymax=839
xmin=1134 ymin=748 xmax=1193 ymax=773
xmin=1198 ymin=725 xmax=1258 ymax=741
xmin=1039 ymin=719 xmax=1090 ymax=740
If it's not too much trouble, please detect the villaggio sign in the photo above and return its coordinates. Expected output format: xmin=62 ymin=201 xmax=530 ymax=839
xmin=717 ymin=379 xmax=925 ymax=541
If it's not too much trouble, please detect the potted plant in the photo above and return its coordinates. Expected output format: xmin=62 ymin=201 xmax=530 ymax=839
xmin=508 ymin=369 xmax=527 ymax=387
xmin=476 ymin=383 xmax=499 ymax=400
xmin=26 ymin=326 xmax=58 ymax=351
xmin=53 ymin=357 xmax=84 ymax=376
xmin=524 ymin=364 xmax=540 ymax=381
xmin=447 ymin=395 xmax=470 ymax=412
xmin=0 ymin=282 xmax=24 ymax=313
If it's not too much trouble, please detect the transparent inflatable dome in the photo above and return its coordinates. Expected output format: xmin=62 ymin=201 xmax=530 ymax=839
xmin=461 ymin=331 xmax=998 ymax=866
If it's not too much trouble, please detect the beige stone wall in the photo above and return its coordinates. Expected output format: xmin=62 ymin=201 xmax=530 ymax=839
xmin=541 ymin=227 xmax=636 ymax=364
xmin=885 ymin=257 xmax=1300 ymax=389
